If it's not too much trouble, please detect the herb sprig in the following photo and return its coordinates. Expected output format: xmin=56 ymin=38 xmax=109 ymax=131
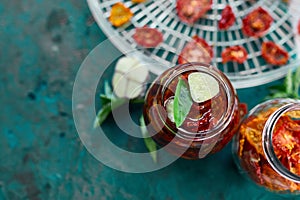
xmin=140 ymin=116 xmax=157 ymax=163
xmin=265 ymin=67 xmax=300 ymax=100
xmin=94 ymin=81 xmax=144 ymax=127
xmin=94 ymin=81 xmax=158 ymax=162
xmin=94 ymin=81 xmax=126 ymax=128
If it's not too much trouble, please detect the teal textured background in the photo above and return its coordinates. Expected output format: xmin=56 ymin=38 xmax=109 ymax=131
xmin=0 ymin=0 xmax=299 ymax=199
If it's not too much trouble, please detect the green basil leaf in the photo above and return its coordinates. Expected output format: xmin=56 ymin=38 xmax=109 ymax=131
xmin=173 ymin=77 xmax=193 ymax=128
xmin=139 ymin=115 xmax=157 ymax=163
xmin=94 ymin=98 xmax=126 ymax=128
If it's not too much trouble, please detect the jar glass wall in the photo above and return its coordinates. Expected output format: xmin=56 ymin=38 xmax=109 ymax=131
xmin=233 ymin=98 xmax=300 ymax=194
xmin=143 ymin=62 xmax=243 ymax=159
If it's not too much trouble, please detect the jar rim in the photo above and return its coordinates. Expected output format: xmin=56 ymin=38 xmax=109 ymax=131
xmin=160 ymin=62 xmax=236 ymax=140
xmin=262 ymin=99 xmax=300 ymax=183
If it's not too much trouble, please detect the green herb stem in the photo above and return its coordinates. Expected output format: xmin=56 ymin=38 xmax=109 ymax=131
xmin=139 ymin=116 xmax=157 ymax=163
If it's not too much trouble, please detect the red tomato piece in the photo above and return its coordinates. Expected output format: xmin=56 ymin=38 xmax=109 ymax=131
xmin=298 ymin=19 xmax=300 ymax=35
xmin=241 ymin=149 xmax=264 ymax=184
xmin=239 ymin=103 xmax=248 ymax=119
xmin=178 ymin=35 xmax=213 ymax=64
xmin=261 ymin=41 xmax=289 ymax=65
xmin=290 ymin=152 xmax=300 ymax=176
xmin=218 ymin=5 xmax=236 ymax=30
xmin=242 ymin=7 xmax=273 ymax=37
xmin=273 ymin=122 xmax=297 ymax=155
xmin=132 ymin=26 xmax=163 ymax=48
xmin=176 ymin=0 xmax=212 ymax=24
xmin=221 ymin=46 xmax=248 ymax=64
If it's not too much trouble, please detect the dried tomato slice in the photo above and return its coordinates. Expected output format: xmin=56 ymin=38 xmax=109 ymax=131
xmin=239 ymin=103 xmax=248 ymax=119
xmin=241 ymin=149 xmax=264 ymax=184
xmin=272 ymin=116 xmax=300 ymax=177
xmin=221 ymin=46 xmax=248 ymax=64
xmin=218 ymin=5 xmax=235 ymax=30
xmin=298 ymin=20 xmax=300 ymax=35
xmin=290 ymin=151 xmax=300 ymax=176
xmin=273 ymin=120 xmax=297 ymax=155
xmin=242 ymin=7 xmax=273 ymax=37
xmin=131 ymin=0 xmax=146 ymax=3
xmin=176 ymin=0 xmax=212 ymax=24
xmin=109 ymin=2 xmax=133 ymax=27
xmin=178 ymin=35 xmax=213 ymax=64
xmin=261 ymin=41 xmax=289 ymax=65
xmin=133 ymin=26 xmax=163 ymax=48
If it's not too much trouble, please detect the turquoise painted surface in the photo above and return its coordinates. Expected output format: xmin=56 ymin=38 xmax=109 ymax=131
xmin=0 ymin=0 xmax=299 ymax=199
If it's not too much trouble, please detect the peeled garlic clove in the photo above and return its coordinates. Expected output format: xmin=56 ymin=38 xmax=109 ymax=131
xmin=114 ymin=57 xmax=140 ymax=73
xmin=112 ymin=56 xmax=149 ymax=99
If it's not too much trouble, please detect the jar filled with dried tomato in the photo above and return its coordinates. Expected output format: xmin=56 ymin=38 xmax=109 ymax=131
xmin=233 ymin=98 xmax=300 ymax=194
xmin=143 ymin=62 xmax=245 ymax=159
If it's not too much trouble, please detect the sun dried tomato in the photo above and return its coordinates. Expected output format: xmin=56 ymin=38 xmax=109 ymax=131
xmin=272 ymin=115 xmax=300 ymax=178
xmin=273 ymin=117 xmax=298 ymax=155
xmin=239 ymin=103 xmax=248 ymax=119
xmin=176 ymin=0 xmax=212 ymax=24
xmin=242 ymin=7 xmax=273 ymax=37
xmin=260 ymin=164 xmax=293 ymax=191
xmin=131 ymin=0 xmax=146 ymax=3
xmin=241 ymin=149 xmax=264 ymax=184
xmin=221 ymin=46 xmax=248 ymax=64
xmin=133 ymin=26 xmax=163 ymax=48
xmin=109 ymin=2 xmax=133 ymax=27
xmin=298 ymin=20 xmax=300 ymax=35
xmin=284 ymin=118 xmax=300 ymax=134
xmin=178 ymin=35 xmax=213 ymax=64
xmin=290 ymin=151 xmax=300 ymax=176
xmin=218 ymin=5 xmax=235 ymax=30
xmin=261 ymin=41 xmax=289 ymax=65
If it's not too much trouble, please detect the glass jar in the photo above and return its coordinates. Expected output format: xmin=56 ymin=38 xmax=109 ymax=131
xmin=233 ymin=98 xmax=300 ymax=194
xmin=143 ymin=62 xmax=244 ymax=159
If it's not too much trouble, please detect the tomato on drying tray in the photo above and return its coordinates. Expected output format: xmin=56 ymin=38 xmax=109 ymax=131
xmin=109 ymin=2 xmax=133 ymax=27
xmin=133 ymin=26 xmax=164 ymax=48
xmin=218 ymin=5 xmax=236 ymax=30
xmin=131 ymin=0 xmax=146 ymax=3
xmin=261 ymin=41 xmax=289 ymax=66
xmin=221 ymin=46 xmax=248 ymax=64
xmin=242 ymin=7 xmax=273 ymax=37
xmin=178 ymin=35 xmax=213 ymax=64
xmin=176 ymin=0 xmax=212 ymax=24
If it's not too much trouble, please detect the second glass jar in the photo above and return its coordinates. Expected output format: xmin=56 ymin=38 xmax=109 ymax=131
xmin=233 ymin=98 xmax=300 ymax=194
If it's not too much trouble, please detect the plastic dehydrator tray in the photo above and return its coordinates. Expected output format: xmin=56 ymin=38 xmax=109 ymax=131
xmin=87 ymin=0 xmax=300 ymax=88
